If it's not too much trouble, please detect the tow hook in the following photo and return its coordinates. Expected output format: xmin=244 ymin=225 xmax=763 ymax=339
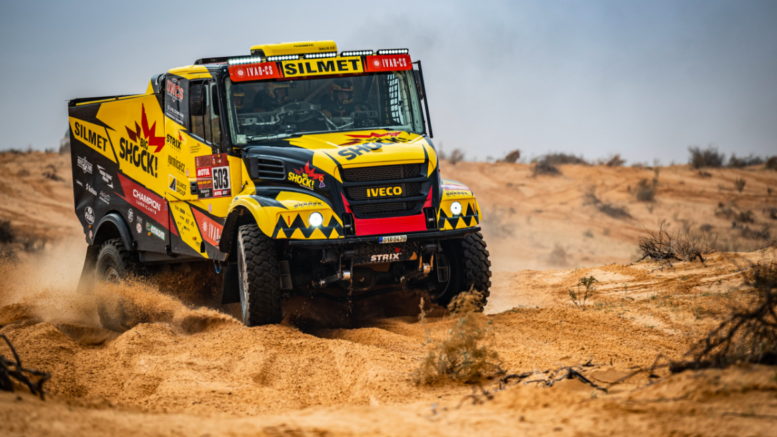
xmin=317 ymin=269 xmax=351 ymax=288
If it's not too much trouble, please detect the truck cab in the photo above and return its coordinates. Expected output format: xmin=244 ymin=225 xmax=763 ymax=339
xmin=69 ymin=41 xmax=491 ymax=328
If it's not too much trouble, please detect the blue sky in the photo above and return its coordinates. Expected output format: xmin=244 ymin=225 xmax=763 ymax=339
xmin=1 ymin=0 xmax=775 ymax=164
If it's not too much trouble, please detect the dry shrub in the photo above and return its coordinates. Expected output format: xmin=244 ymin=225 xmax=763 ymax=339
xmin=0 ymin=221 xmax=15 ymax=244
xmin=734 ymin=178 xmax=746 ymax=193
xmin=689 ymin=145 xmax=725 ymax=169
xmin=547 ymin=244 xmax=569 ymax=266
xmin=413 ymin=290 xmax=500 ymax=384
xmin=449 ymin=149 xmax=466 ymax=165
xmin=583 ymin=189 xmax=632 ymax=219
xmin=638 ymin=221 xmax=718 ymax=263
xmin=481 ymin=207 xmax=515 ymax=239
xmin=715 ymin=202 xmax=754 ymax=224
xmin=634 ymin=178 xmax=657 ymax=202
xmin=738 ymin=225 xmax=771 ymax=241
xmin=499 ymin=149 xmax=521 ymax=163
xmin=568 ymin=276 xmax=598 ymax=309
xmin=728 ymin=154 xmax=763 ymax=168
xmin=532 ymin=157 xmax=560 ymax=176
xmin=542 ymin=153 xmax=588 ymax=165
xmin=41 ymin=164 xmax=63 ymax=182
xmin=671 ymin=263 xmax=777 ymax=371
xmin=766 ymin=157 xmax=777 ymax=171
xmin=601 ymin=154 xmax=625 ymax=167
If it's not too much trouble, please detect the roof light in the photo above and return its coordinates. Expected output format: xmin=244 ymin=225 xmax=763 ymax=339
xmin=303 ymin=52 xmax=337 ymax=59
xmin=376 ymin=48 xmax=409 ymax=55
xmin=228 ymin=56 xmax=263 ymax=66
xmin=340 ymin=50 xmax=373 ymax=57
xmin=266 ymin=54 xmax=300 ymax=62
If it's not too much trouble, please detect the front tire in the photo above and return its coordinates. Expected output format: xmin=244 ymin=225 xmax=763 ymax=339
xmin=434 ymin=232 xmax=492 ymax=310
xmin=237 ymin=224 xmax=282 ymax=326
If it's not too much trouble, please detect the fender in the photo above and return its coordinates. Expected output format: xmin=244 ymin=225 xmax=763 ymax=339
xmin=92 ymin=212 xmax=135 ymax=249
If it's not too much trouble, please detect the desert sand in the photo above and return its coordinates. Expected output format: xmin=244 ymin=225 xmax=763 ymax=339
xmin=1 ymin=152 xmax=776 ymax=436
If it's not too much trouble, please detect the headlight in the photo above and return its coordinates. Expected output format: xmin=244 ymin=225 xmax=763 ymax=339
xmin=309 ymin=212 xmax=323 ymax=227
xmin=450 ymin=201 xmax=462 ymax=216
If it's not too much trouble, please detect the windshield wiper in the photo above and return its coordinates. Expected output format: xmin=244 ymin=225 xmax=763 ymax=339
xmin=247 ymin=133 xmax=292 ymax=141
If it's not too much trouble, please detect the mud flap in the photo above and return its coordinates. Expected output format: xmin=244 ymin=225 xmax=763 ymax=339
xmin=221 ymin=264 xmax=240 ymax=304
xmin=76 ymin=245 xmax=101 ymax=295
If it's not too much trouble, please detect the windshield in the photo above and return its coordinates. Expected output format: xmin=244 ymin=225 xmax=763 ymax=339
xmin=225 ymin=71 xmax=425 ymax=144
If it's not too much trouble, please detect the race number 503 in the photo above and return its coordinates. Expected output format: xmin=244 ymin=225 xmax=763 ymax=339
xmin=212 ymin=166 xmax=230 ymax=190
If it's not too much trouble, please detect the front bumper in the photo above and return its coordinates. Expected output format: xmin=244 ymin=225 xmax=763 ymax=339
xmin=287 ymin=226 xmax=480 ymax=249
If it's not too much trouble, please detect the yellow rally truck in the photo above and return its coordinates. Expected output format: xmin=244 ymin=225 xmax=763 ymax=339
xmin=69 ymin=41 xmax=491 ymax=329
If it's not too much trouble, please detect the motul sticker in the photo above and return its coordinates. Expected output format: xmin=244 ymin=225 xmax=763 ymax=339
xmin=364 ymin=55 xmax=412 ymax=72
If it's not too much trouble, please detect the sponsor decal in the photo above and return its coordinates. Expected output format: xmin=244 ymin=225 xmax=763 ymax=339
xmin=165 ymin=78 xmax=184 ymax=102
xmin=364 ymin=54 xmax=412 ymax=73
xmin=85 ymin=183 xmax=97 ymax=196
xmin=76 ymin=180 xmax=83 ymax=186
xmin=146 ymin=222 xmax=165 ymax=241
xmin=89 ymin=230 xmax=93 ymax=239
xmin=194 ymin=154 xmax=231 ymax=199
xmin=192 ymin=209 xmax=223 ymax=247
xmin=168 ymin=174 xmax=187 ymax=196
xmin=73 ymin=122 xmax=108 ymax=152
xmin=379 ymin=235 xmax=407 ymax=244
xmin=84 ymin=206 xmax=95 ymax=224
xmin=288 ymin=162 xmax=324 ymax=190
xmin=168 ymin=155 xmax=186 ymax=175
xmin=117 ymin=174 xmax=168 ymax=228
xmin=366 ymin=186 xmax=402 ymax=198
xmin=128 ymin=208 xmax=134 ymax=223
xmin=136 ymin=222 xmax=142 ymax=233
xmin=208 ymin=204 xmax=212 ymax=213
xmin=335 ymin=132 xmax=409 ymax=161
xmin=166 ymin=132 xmax=183 ymax=151
xmin=441 ymin=183 xmax=470 ymax=191
xmin=370 ymin=253 xmax=401 ymax=262
xmin=293 ymin=201 xmax=323 ymax=209
xmin=125 ymin=104 xmax=165 ymax=153
xmin=165 ymin=105 xmax=185 ymax=125
xmin=444 ymin=190 xmax=471 ymax=197
xmin=281 ymin=58 xmax=363 ymax=78
xmin=99 ymin=191 xmax=110 ymax=205
xmin=77 ymin=156 xmax=93 ymax=174
xmin=185 ymin=168 xmax=189 ymax=177
xmin=228 ymin=63 xmax=282 ymax=82
xmin=97 ymin=165 xmax=113 ymax=188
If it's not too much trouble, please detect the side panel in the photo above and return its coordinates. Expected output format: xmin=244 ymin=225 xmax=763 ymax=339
xmin=69 ymin=94 xmax=171 ymax=253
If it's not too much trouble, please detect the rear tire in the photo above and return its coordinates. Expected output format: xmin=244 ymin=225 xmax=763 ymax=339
xmin=95 ymin=238 xmax=144 ymax=332
xmin=435 ymin=232 xmax=492 ymax=309
xmin=237 ymin=224 xmax=282 ymax=326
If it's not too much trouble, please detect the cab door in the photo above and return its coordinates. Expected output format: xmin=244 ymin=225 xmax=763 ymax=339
xmin=166 ymin=78 xmax=236 ymax=259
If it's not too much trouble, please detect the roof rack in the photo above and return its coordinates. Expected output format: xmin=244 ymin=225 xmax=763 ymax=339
xmin=193 ymin=56 xmax=241 ymax=65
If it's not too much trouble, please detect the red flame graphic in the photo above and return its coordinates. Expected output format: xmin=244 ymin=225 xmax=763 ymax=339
xmin=294 ymin=161 xmax=324 ymax=181
xmin=125 ymin=104 xmax=166 ymax=153
xmin=341 ymin=131 xmax=401 ymax=146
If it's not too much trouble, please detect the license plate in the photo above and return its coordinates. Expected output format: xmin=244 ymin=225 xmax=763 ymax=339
xmin=379 ymin=235 xmax=407 ymax=244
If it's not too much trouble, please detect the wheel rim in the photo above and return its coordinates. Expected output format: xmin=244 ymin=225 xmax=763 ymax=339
xmin=237 ymin=239 xmax=250 ymax=325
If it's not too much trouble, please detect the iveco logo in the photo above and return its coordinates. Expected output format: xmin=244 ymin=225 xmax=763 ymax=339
xmin=366 ymin=186 xmax=402 ymax=198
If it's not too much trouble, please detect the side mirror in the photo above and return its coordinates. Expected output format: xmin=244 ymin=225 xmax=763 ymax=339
xmin=190 ymin=84 xmax=205 ymax=116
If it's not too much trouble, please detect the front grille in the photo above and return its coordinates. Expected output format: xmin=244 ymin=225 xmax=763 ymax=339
xmin=351 ymin=202 xmax=417 ymax=215
xmin=346 ymin=182 xmax=422 ymax=201
xmin=257 ymin=158 xmax=285 ymax=180
xmin=342 ymin=164 xmax=421 ymax=182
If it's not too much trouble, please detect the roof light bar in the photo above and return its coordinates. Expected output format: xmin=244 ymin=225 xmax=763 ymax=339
xmin=340 ymin=50 xmax=373 ymax=57
xmin=228 ymin=56 xmax=263 ymax=66
xmin=266 ymin=54 xmax=300 ymax=62
xmin=376 ymin=48 xmax=409 ymax=55
xmin=303 ymin=52 xmax=337 ymax=59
